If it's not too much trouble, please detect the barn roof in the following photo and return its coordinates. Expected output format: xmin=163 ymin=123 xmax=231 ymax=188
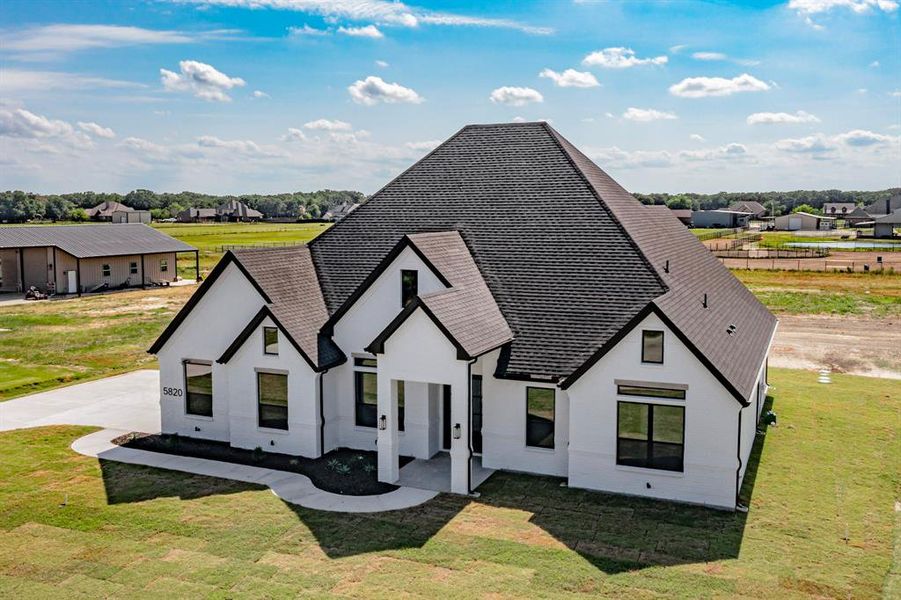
xmin=0 ymin=223 xmax=195 ymax=258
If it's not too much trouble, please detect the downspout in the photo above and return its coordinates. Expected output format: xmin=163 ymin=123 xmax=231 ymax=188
xmin=735 ymin=408 xmax=743 ymax=509
xmin=466 ymin=357 xmax=477 ymax=495
xmin=318 ymin=368 xmax=329 ymax=457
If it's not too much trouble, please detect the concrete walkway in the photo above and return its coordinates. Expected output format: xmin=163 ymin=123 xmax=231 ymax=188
xmin=2 ymin=371 xmax=439 ymax=513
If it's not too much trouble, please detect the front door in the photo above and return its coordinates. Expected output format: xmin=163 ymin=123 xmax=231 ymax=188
xmin=471 ymin=375 xmax=483 ymax=454
xmin=442 ymin=384 xmax=452 ymax=450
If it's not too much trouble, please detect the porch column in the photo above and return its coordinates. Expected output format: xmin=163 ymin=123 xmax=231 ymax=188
xmin=449 ymin=374 xmax=471 ymax=495
xmin=377 ymin=374 xmax=400 ymax=484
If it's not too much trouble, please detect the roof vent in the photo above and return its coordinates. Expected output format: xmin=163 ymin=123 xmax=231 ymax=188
xmin=727 ymin=324 xmax=737 ymax=336
xmin=703 ymin=293 xmax=708 ymax=309
xmin=664 ymin=260 xmax=670 ymax=274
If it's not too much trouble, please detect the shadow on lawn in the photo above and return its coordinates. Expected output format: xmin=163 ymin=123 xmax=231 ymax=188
xmin=97 ymin=395 xmax=774 ymax=572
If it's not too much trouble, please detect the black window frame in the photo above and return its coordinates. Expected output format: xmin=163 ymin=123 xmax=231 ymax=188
xmin=525 ymin=386 xmax=555 ymax=449
xmin=354 ymin=370 xmax=378 ymax=428
xmin=353 ymin=357 xmax=378 ymax=368
xmin=616 ymin=401 xmax=685 ymax=472
xmin=101 ymin=264 xmax=111 ymax=278
xmin=183 ymin=360 xmax=213 ymax=417
xmin=401 ymin=269 xmax=418 ymax=308
xmin=257 ymin=371 xmax=288 ymax=430
xmin=160 ymin=259 xmax=168 ymax=273
xmin=129 ymin=261 xmax=138 ymax=275
xmin=263 ymin=326 xmax=279 ymax=355
xmin=641 ymin=330 xmax=664 ymax=364
xmin=396 ymin=380 xmax=405 ymax=432
xmin=617 ymin=384 xmax=686 ymax=401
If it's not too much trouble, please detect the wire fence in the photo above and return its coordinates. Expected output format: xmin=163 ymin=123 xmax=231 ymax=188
xmin=218 ymin=241 xmax=306 ymax=252
xmin=719 ymin=257 xmax=897 ymax=272
xmin=694 ymin=227 xmax=745 ymax=242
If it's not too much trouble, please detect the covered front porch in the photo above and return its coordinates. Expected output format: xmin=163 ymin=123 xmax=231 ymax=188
xmin=398 ymin=453 xmax=494 ymax=494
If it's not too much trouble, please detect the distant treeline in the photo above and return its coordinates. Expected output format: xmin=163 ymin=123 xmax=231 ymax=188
xmin=0 ymin=189 xmax=366 ymax=223
xmin=633 ymin=189 xmax=899 ymax=215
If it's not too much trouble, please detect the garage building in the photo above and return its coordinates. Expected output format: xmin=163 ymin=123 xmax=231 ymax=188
xmin=0 ymin=224 xmax=197 ymax=295
xmin=773 ymin=212 xmax=835 ymax=231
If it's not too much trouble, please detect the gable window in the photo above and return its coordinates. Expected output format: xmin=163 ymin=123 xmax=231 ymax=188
xmin=401 ymin=269 xmax=418 ymax=308
xmin=183 ymin=360 xmax=213 ymax=417
xmin=617 ymin=402 xmax=684 ymax=472
xmin=129 ymin=262 xmax=138 ymax=275
xmin=526 ymin=387 xmax=555 ymax=449
xmin=160 ymin=259 xmax=168 ymax=273
xmin=101 ymin=264 xmax=111 ymax=278
xmin=258 ymin=372 xmax=288 ymax=430
xmin=641 ymin=330 xmax=664 ymax=364
xmin=263 ymin=326 xmax=279 ymax=355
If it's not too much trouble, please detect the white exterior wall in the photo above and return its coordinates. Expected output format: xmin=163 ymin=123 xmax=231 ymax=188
xmin=566 ymin=312 xmax=743 ymax=510
xmin=157 ymin=262 xmax=263 ymax=441
xmin=225 ymin=316 xmax=320 ymax=457
xmin=328 ymin=246 xmax=447 ymax=453
xmin=478 ymin=350 xmax=569 ymax=477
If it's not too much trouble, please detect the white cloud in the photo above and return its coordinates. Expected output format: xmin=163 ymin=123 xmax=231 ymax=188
xmin=338 ymin=25 xmax=384 ymax=38
xmin=252 ymin=90 xmax=270 ymax=99
xmin=489 ymin=86 xmax=543 ymax=106
xmin=181 ymin=0 xmax=552 ymax=35
xmin=287 ymin=24 xmax=329 ymax=36
xmin=788 ymin=0 xmax=898 ymax=15
xmin=669 ymin=73 xmax=771 ymax=98
xmin=303 ymin=118 xmax=352 ymax=131
xmin=348 ymin=76 xmax=423 ymax=105
xmin=622 ymin=107 xmax=677 ymax=122
xmin=588 ymin=146 xmax=676 ymax=169
xmin=160 ymin=60 xmax=245 ymax=102
xmin=891 ymin=90 xmax=901 ymax=97
xmin=0 ymin=68 xmax=143 ymax=93
xmin=689 ymin=133 xmax=706 ymax=142
xmin=119 ymin=136 xmax=168 ymax=157
xmin=375 ymin=60 xmax=389 ymax=68
xmin=773 ymin=129 xmax=896 ymax=154
xmin=197 ymin=135 xmax=280 ymax=156
xmin=870 ymin=60 xmax=881 ymax=67
xmin=0 ymin=107 xmax=92 ymax=148
xmin=281 ymin=128 xmax=307 ymax=142
xmin=538 ymin=68 xmax=600 ymax=88
xmin=746 ymin=110 xmax=821 ymax=125
xmin=582 ymin=47 xmax=668 ymax=68
xmin=680 ymin=143 xmax=748 ymax=161
xmin=774 ymin=134 xmax=834 ymax=153
xmin=857 ymin=88 xmax=868 ymax=94
xmin=833 ymin=129 xmax=896 ymax=146
xmin=405 ymin=140 xmax=441 ymax=151
xmin=692 ymin=51 xmax=728 ymax=61
xmin=77 ymin=121 xmax=115 ymax=138
xmin=669 ymin=44 xmax=688 ymax=54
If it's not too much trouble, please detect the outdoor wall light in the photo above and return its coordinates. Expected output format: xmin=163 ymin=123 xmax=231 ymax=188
xmin=378 ymin=415 xmax=387 ymax=430
xmin=452 ymin=423 xmax=462 ymax=440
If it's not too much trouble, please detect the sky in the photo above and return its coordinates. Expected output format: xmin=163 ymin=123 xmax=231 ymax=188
xmin=0 ymin=0 xmax=899 ymax=195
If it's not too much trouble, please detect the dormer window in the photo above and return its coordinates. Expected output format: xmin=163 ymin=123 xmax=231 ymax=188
xmin=401 ymin=269 xmax=418 ymax=308
xmin=641 ymin=330 xmax=664 ymax=364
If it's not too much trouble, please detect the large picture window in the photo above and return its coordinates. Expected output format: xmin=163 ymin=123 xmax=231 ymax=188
xmin=642 ymin=330 xmax=664 ymax=364
xmin=257 ymin=372 xmax=288 ymax=430
xmin=526 ymin=387 xmax=555 ymax=449
xmin=355 ymin=371 xmax=378 ymax=428
xmin=183 ymin=361 xmax=213 ymax=417
xmin=617 ymin=402 xmax=684 ymax=472
xmin=401 ymin=269 xmax=418 ymax=307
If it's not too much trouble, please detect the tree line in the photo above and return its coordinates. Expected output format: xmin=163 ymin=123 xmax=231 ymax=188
xmin=632 ymin=188 xmax=898 ymax=215
xmin=0 ymin=189 xmax=366 ymax=223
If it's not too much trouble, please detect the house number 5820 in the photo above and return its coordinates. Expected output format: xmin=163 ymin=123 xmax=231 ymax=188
xmin=163 ymin=387 xmax=183 ymax=397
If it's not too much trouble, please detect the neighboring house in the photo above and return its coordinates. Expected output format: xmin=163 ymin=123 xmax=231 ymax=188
xmin=726 ymin=201 xmax=766 ymax=219
xmin=217 ymin=200 xmax=264 ymax=222
xmin=112 ymin=209 xmax=152 ymax=224
xmin=773 ymin=212 xmax=835 ymax=231
xmin=844 ymin=206 xmax=873 ymax=227
xmin=668 ymin=208 xmax=693 ymax=227
xmin=822 ymin=202 xmax=856 ymax=217
xmin=691 ymin=210 xmax=751 ymax=229
xmin=149 ymin=122 xmax=777 ymax=511
xmin=177 ymin=208 xmax=219 ymax=223
xmin=324 ymin=201 xmax=360 ymax=222
xmin=873 ymin=209 xmax=901 ymax=238
xmin=86 ymin=201 xmax=133 ymax=221
xmin=0 ymin=224 xmax=197 ymax=295
xmin=865 ymin=194 xmax=901 ymax=217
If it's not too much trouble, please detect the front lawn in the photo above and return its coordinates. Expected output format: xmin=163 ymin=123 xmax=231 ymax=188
xmin=1 ymin=369 xmax=896 ymax=598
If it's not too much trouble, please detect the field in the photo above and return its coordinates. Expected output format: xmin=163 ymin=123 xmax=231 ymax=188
xmin=1 ymin=369 xmax=897 ymax=598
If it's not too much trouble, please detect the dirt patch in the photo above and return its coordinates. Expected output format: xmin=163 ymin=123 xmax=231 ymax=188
xmin=771 ymin=314 xmax=900 ymax=379
xmin=112 ymin=432 xmax=413 ymax=496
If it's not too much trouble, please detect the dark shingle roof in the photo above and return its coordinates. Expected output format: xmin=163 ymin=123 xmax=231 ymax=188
xmin=310 ymin=122 xmax=666 ymax=379
xmin=86 ymin=201 xmax=133 ymax=217
xmin=230 ymin=246 xmax=343 ymax=368
xmin=0 ymin=223 xmax=195 ymax=258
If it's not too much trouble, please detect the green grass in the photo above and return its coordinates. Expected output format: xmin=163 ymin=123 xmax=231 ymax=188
xmin=757 ymin=232 xmax=901 ymax=250
xmin=0 ymin=369 xmax=896 ymax=598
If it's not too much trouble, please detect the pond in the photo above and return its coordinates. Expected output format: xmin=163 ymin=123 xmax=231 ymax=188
xmin=786 ymin=241 xmax=900 ymax=250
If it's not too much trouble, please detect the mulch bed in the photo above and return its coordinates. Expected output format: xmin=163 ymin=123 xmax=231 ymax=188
xmin=112 ymin=432 xmax=413 ymax=496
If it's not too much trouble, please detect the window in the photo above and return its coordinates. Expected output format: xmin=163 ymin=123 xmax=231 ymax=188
xmin=354 ymin=371 xmax=378 ymax=427
xmin=617 ymin=384 xmax=685 ymax=401
xmin=526 ymin=387 xmax=555 ymax=449
xmin=401 ymin=269 xmax=418 ymax=308
xmin=257 ymin=372 xmax=288 ymax=430
xmin=641 ymin=330 xmax=664 ymax=364
xmin=184 ymin=361 xmax=213 ymax=417
xmin=101 ymin=264 xmax=111 ymax=277
xmin=160 ymin=259 xmax=168 ymax=273
xmin=397 ymin=380 xmax=405 ymax=432
xmin=129 ymin=262 xmax=138 ymax=275
xmin=617 ymin=402 xmax=684 ymax=472
xmin=354 ymin=357 xmax=378 ymax=368
xmin=263 ymin=326 xmax=278 ymax=355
